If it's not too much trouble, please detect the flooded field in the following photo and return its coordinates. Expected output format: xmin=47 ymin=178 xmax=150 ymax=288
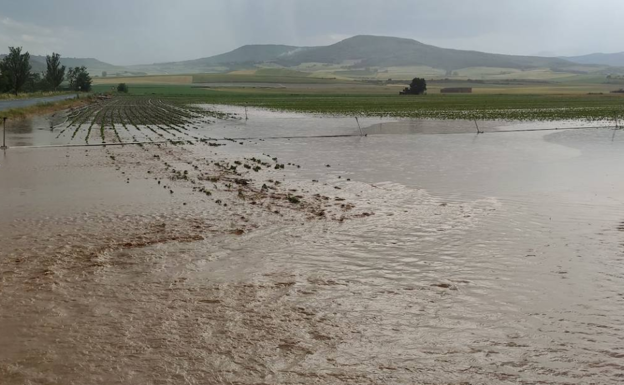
xmin=1 ymin=100 xmax=624 ymax=384
xmin=0 ymin=94 xmax=77 ymax=112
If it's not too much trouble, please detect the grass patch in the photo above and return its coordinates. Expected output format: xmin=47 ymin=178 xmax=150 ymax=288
xmin=254 ymin=68 xmax=311 ymax=77
xmin=91 ymin=84 xmax=212 ymax=96
xmin=93 ymin=75 xmax=193 ymax=85
xmin=191 ymin=73 xmax=347 ymax=84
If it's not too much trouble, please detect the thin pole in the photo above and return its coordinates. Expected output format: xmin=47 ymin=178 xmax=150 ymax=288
xmin=612 ymin=114 xmax=619 ymax=142
xmin=1 ymin=117 xmax=7 ymax=150
xmin=355 ymin=117 xmax=363 ymax=136
xmin=244 ymin=103 xmax=248 ymax=120
xmin=474 ymin=119 xmax=482 ymax=134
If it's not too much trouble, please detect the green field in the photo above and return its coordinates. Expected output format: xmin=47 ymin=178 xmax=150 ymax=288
xmin=93 ymin=71 xmax=347 ymax=86
xmin=178 ymin=92 xmax=624 ymax=121
xmin=90 ymin=83 xmax=624 ymax=121
xmin=191 ymin=73 xmax=344 ymax=84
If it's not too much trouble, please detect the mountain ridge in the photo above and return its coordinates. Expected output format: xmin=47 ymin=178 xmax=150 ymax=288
xmin=0 ymin=54 xmax=124 ymax=75
xmin=271 ymin=35 xmax=573 ymax=71
xmin=564 ymin=52 xmax=624 ymax=67
xmin=2 ymin=35 xmax=622 ymax=76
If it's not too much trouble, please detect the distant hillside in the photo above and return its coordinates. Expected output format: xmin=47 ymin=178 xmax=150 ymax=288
xmin=32 ymin=56 xmax=124 ymax=75
xmin=185 ymin=44 xmax=306 ymax=65
xmin=276 ymin=35 xmax=574 ymax=71
xmin=0 ymin=54 xmax=46 ymax=73
xmin=3 ymin=35 xmax=613 ymax=79
xmin=130 ymin=35 xmax=579 ymax=75
xmin=565 ymin=52 xmax=624 ymax=67
xmin=127 ymin=45 xmax=313 ymax=74
xmin=0 ymin=53 xmax=124 ymax=75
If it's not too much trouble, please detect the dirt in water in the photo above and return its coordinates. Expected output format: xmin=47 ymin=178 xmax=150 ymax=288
xmin=1 ymin=106 xmax=624 ymax=384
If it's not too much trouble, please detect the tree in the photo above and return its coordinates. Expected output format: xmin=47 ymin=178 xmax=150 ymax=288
xmin=117 ymin=83 xmax=128 ymax=93
xmin=0 ymin=46 xmax=32 ymax=95
xmin=400 ymin=78 xmax=427 ymax=95
xmin=67 ymin=66 xmax=92 ymax=92
xmin=44 ymin=52 xmax=66 ymax=91
xmin=102 ymin=71 xmax=107 ymax=78
xmin=410 ymin=78 xmax=427 ymax=95
xmin=66 ymin=67 xmax=77 ymax=89
xmin=0 ymin=72 xmax=8 ymax=93
xmin=24 ymin=72 xmax=47 ymax=92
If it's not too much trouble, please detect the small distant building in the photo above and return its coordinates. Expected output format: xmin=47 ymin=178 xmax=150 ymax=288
xmin=440 ymin=87 xmax=472 ymax=94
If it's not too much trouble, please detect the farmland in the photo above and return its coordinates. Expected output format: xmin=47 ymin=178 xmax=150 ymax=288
xmin=87 ymin=85 xmax=624 ymax=122
xmin=92 ymin=72 xmax=347 ymax=86
xmin=57 ymin=96 xmax=235 ymax=145
xmin=183 ymin=91 xmax=624 ymax=121
xmin=93 ymin=75 xmax=193 ymax=85
xmin=4 ymin=86 xmax=624 ymax=385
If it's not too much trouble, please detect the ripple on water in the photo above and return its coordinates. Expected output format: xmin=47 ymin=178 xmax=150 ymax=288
xmin=2 ymin=109 xmax=624 ymax=383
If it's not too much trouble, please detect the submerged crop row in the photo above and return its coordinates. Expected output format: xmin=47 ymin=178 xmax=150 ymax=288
xmin=61 ymin=95 xmax=235 ymax=144
xmin=168 ymin=91 xmax=624 ymax=121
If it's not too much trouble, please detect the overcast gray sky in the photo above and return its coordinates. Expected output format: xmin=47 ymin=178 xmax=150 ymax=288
xmin=1 ymin=0 xmax=622 ymax=65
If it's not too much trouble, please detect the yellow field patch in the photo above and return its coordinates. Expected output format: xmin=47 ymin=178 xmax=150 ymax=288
xmin=378 ymin=66 xmax=447 ymax=80
xmin=228 ymin=70 xmax=257 ymax=75
xmin=93 ymin=75 xmax=193 ymax=85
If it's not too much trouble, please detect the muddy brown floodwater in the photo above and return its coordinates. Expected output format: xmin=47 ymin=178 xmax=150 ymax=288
xmin=1 ymin=104 xmax=624 ymax=384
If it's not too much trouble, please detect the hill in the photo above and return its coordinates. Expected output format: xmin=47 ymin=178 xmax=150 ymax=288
xmin=33 ymin=56 xmax=125 ymax=75
xmin=275 ymin=35 xmax=573 ymax=71
xmin=127 ymin=35 xmax=583 ymax=76
xmin=126 ymin=45 xmax=312 ymax=74
xmin=565 ymin=52 xmax=624 ymax=67
xmin=185 ymin=44 xmax=306 ymax=65
xmin=3 ymin=35 xmax=618 ymax=80
xmin=0 ymin=53 xmax=125 ymax=75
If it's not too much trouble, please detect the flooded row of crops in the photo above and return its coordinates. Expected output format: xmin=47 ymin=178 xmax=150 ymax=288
xmin=1 ymin=98 xmax=624 ymax=384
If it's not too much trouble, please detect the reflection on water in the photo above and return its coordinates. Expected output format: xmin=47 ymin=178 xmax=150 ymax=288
xmin=1 ymin=105 xmax=624 ymax=383
xmin=2 ymin=114 xmax=67 ymax=147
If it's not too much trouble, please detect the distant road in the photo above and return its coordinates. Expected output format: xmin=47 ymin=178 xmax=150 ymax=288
xmin=0 ymin=94 xmax=77 ymax=112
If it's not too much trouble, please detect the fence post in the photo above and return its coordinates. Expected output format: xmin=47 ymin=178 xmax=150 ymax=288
xmin=474 ymin=120 xmax=482 ymax=134
xmin=1 ymin=117 xmax=7 ymax=150
xmin=355 ymin=117 xmax=364 ymax=136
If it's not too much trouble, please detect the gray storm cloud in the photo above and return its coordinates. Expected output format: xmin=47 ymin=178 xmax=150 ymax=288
xmin=0 ymin=0 xmax=622 ymax=65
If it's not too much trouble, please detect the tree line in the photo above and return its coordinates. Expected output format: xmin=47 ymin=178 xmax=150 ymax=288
xmin=0 ymin=47 xmax=92 ymax=95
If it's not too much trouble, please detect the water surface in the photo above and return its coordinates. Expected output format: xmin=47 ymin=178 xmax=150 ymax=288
xmin=1 ymin=106 xmax=624 ymax=383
